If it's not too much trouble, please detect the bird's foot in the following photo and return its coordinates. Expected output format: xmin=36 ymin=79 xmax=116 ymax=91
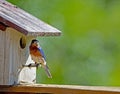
xmin=36 ymin=63 xmax=40 ymax=69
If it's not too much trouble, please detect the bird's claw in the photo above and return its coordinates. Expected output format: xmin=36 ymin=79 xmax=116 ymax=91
xmin=36 ymin=63 xmax=40 ymax=69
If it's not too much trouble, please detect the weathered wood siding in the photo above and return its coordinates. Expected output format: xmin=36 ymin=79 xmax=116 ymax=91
xmin=0 ymin=0 xmax=61 ymax=36
xmin=0 ymin=27 xmax=36 ymax=85
xmin=0 ymin=30 xmax=5 ymax=85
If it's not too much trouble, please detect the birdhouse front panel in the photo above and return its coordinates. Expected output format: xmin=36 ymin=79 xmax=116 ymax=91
xmin=0 ymin=27 xmax=36 ymax=85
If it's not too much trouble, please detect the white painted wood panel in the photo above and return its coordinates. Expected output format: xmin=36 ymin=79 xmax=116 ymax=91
xmin=4 ymin=28 xmax=15 ymax=84
xmin=2 ymin=27 xmax=36 ymax=85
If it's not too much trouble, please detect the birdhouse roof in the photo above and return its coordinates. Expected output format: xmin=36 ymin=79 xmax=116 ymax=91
xmin=0 ymin=0 xmax=61 ymax=36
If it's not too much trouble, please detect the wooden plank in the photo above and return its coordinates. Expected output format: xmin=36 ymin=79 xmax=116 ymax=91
xmin=10 ymin=28 xmax=22 ymax=84
xmin=4 ymin=27 xmax=12 ymax=84
xmin=4 ymin=27 xmax=19 ymax=84
xmin=0 ymin=84 xmax=120 ymax=94
xmin=0 ymin=30 xmax=5 ymax=84
xmin=0 ymin=0 xmax=61 ymax=36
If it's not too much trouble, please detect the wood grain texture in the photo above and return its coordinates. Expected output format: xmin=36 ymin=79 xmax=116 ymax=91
xmin=0 ymin=84 xmax=120 ymax=94
xmin=4 ymin=27 xmax=12 ymax=84
xmin=0 ymin=30 xmax=5 ymax=84
xmin=0 ymin=0 xmax=61 ymax=36
xmin=0 ymin=27 xmax=36 ymax=85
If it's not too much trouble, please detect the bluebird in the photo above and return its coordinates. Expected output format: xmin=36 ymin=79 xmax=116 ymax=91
xmin=29 ymin=39 xmax=52 ymax=78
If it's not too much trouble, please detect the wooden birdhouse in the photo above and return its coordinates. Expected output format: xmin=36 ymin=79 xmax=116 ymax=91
xmin=0 ymin=0 xmax=61 ymax=85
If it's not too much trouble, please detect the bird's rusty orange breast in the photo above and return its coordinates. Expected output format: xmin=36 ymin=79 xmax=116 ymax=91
xmin=29 ymin=45 xmax=42 ymax=57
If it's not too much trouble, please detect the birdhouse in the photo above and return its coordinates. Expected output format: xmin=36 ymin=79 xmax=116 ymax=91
xmin=0 ymin=0 xmax=61 ymax=85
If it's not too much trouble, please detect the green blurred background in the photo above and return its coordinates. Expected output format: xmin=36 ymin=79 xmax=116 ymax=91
xmin=8 ymin=0 xmax=120 ymax=86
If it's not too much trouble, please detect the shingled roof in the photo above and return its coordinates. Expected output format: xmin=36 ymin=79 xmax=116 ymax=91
xmin=0 ymin=0 xmax=61 ymax=36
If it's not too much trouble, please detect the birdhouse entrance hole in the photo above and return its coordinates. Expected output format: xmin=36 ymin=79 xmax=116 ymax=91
xmin=20 ymin=36 xmax=26 ymax=49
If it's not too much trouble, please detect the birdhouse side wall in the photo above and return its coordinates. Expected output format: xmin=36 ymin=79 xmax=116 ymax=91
xmin=0 ymin=27 xmax=36 ymax=85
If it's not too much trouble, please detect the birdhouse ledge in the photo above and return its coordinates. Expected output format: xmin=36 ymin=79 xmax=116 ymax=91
xmin=0 ymin=0 xmax=61 ymax=36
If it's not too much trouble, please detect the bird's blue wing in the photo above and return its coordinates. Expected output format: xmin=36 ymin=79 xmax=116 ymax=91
xmin=38 ymin=47 xmax=46 ymax=60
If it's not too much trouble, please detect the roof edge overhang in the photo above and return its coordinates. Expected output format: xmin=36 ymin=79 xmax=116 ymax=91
xmin=0 ymin=0 xmax=61 ymax=36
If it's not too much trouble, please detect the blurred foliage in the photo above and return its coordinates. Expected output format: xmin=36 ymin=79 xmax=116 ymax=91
xmin=8 ymin=0 xmax=120 ymax=86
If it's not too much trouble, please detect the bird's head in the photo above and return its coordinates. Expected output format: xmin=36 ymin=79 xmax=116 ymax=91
xmin=31 ymin=39 xmax=40 ymax=47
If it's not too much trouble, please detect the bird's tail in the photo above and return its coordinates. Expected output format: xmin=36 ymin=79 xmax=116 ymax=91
xmin=43 ymin=65 xmax=52 ymax=78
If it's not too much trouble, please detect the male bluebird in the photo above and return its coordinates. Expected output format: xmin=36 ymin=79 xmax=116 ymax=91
xmin=29 ymin=39 xmax=52 ymax=78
